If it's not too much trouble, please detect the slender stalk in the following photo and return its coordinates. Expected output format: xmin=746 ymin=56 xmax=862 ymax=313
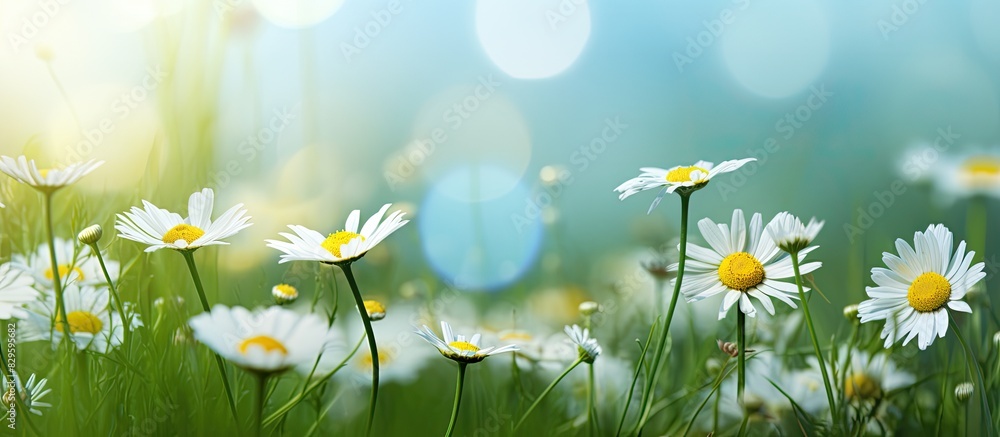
xmin=255 ymin=374 xmax=267 ymax=437
xmin=180 ymin=251 xmax=239 ymax=424
xmin=634 ymin=192 xmax=691 ymax=432
xmin=515 ymin=357 xmax=585 ymax=430
xmin=587 ymin=362 xmax=598 ymax=436
xmin=91 ymin=244 xmax=131 ymax=351
xmin=42 ymin=192 xmax=71 ymax=339
xmin=790 ymin=252 xmax=838 ymax=419
xmin=338 ymin=262 xmax=378 ymax=437
xmin=737 ymin=309 xmax=747 ymax=436
xmin=682 ymin=357 xmax=733 ymax=436
xmin=445 ymin=362 xmax=468 ymax=437
xmin=951 ymin=320 xmax=995 ymax=437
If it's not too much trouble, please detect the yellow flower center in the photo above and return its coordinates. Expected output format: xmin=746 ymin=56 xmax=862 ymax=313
xmin=321 ymin=231 xmax=365 ymax=258
xmin=161 ymin=224 xmax=206 ymax=245
xmin=358 ymin=348 xmax=394 ymax=370
xmin=364 ymin=300 xmax=385 ymax=316
xmin=448 ymin=341 xmax=480 ymax=353
xmin=273 ymin=284 xmax=297 ymax=298
xmin=962 ymin=156 xmax=1000 ymax=176
xmin=844 ymin=373 xmax=881 ymax=400
xmin=44 ymin=264 xmax=85 ymax=282
xmin=39 ymin=169 xmax=51 ymax=178
xmin=666 ymin=165 xmax=709 ymax=183
xmin=907 ymin=272 xmax=951 ymax=312
xmin=55 ymin=310 xmax=103 ymax=334
xmin=717 ymin=252 xmax=765 ymax=291
xmin=500 ymin=331 xmax=533 ymax=342
xmin=238 ymin=335 xmax=288 ymax=356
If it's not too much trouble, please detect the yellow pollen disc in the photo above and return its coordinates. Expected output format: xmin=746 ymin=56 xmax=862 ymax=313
xmin=273 ymin=284 xmax=297 ymax=298
xmin=238 ymin=335 xmax=288 ymax=356
xmin=907 ymin=272 xmax=951 ymax=312
xmin=500 ymin=332 xmax=533 ymax=342
xmin=359 ymin=349 xmax=394 ymax=369
xmin=363 ymin=300 xmax=385 ymax=315
xmin=38 ymin=169 xmax=51 ymax=178
xmin=321 ymin=231 xmax=365 ymax=258
xmin=717 ymin=252 xmax=765 ymax=291
xmin=844 ymin=373 xmax=881 ymax=400
xmin=55 ymin=310 xmax=103 ymax=334
xmin=161 ymin=224 xmax=206 ymax=245
xmin=44 ymin=264 xmax=85 ymax=281
xmin=962 ymin=156 xmax=1000 ymax=176
xmin=449 ymin=341 xmax=480 ymax=353
xmin=665 ymin=165 xmax=709 ymax=183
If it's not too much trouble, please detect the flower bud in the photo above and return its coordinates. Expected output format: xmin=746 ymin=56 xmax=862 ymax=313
xmin=271 ymin=284 xmax=298 ymax=305
xmin=579 ymin=301 xmax=600 ymax=316
xmin=78 ymin=224 xmax=103 ymax=245
xmin=364 ymin=300 xmax=386 ymax=321
xmin=955 ymin=382 xmax=974 ymax=404
xmin=843 ymin=304 xmax=859 ymax=321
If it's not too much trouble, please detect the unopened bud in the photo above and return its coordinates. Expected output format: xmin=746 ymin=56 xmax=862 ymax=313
xmin=272 ymin=284 xmax=298 ymax=305
xmin=78 ymin=224 xmax=103 ymax=245
xmin=579 ymin=301 xmax=600 ymax=316
xmin=843 ymin=304 xmax=859 ymax=321
xmin=364 ymin=300 xmax=386 ymax=321
xmin=955 ymin=382 xmax=974 ymax=403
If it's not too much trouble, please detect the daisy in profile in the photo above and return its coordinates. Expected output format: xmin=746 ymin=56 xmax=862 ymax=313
xmin=614 ymin=158 xmax=754 ymax=213
xmin=266 ymin=203 xmax=408 ymax=265
xmin=12 ymin=238 xmax=119 ymax=289
xmin=933 ymin=149 xmax=1000 ymax=200
xmin=19 ymin=284 xmax=139 ymax=353
xmin=0 ymin=155 xmax=103 ymax=193
xmin=1 ymin=372 xmax=52 ymax=416
xmin=679 ymin=210 xmax=821 ymax=319
xmin=189 ymin=305 xmax=332 ymax=374
xmin=0 ymin=263 xmax=39 ymax=320
xmin=858 ymin=224 xmax=984 ymax=350
xmin=116 ymin=188 xmax=253 ymax=252
xmin=415 ymin=321 xmax=519 ymax=364
xmin=564 ymin=324 xmax=601 ymax=363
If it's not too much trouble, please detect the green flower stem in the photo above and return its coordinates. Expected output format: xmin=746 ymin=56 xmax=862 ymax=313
xmin=263 ymin=332 xmax=365 ymax=427
xmin=445 ymin=362 xmax=468 ymax=437
xmin=737 ymin=309 xmax=747 ymax=437
xmin=587 ymin=362 xmax=598 ymax=436
xmin=790 ymin=251 xmax=838 ymax=420
xmin=180 ymin=250 xmax=239 ymax=424
xmin=338 ymin=262 xmax=378 ymax=437
xmin=515 ymin=356 xmax=585 ymax=431
xmin=90 ymin=244 xmax=131 ymax=351
xmin=634 ymin=192 xmax=691 ymax=432
xmin=951 ymin=319 xmax=995 ymax=437
xmin=254 ymin=374 xmax=267 ymax=437
xmin=42 ymin=192 xmax=71 ymax=340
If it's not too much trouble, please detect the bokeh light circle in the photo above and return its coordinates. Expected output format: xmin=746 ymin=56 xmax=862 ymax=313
xmin=720 ymin=0 xmax=830 ymax=99
xmin=475 ymin=0 xmax=591 ymax=79
xmin=251 ymin=0 xmax=345 ymax=29
xmin=419 ymin=166 xmax=543 ymax=291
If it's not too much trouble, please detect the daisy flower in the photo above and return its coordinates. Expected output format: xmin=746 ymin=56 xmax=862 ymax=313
xmin=0 ymin=263 xmax=39 ymax=320
xmin=837 ymin=347 xmax=914 ymax=403
xmin=765 ymin=212 xmax=824 ymax=254
xmin=614 ymin=158 xmax=755 ymax=213
xmin=266 ymin=203 xmax=408 ymax=264
xmin=933 ymin=150 xmax=1000 ymax=200
xmin=116 ymin=188 xmax=253 ymax=252
xmin=415 ymin=321 xmax=519 ymax=364
xmin=564 ymin=324 xmax=601 ymax=363
xmin=12 ymin=238 xmax=119 ymax=290
xmin=857 ymin=224 xmax=984 ymax=350
xmin=189 ymin=305 xmax=332 ymax=374
xmin=19 ymin=284 xmax=139 ymax=353
xmin=0 ymin=155 xmax=103 ymax=192
xmin=271 ymin=283 xmax=298 ymax=305
xmin=1 ymin=372 xmax=52 ymax=416
xmin=678 ymin=210 xmax=822 ymax=319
